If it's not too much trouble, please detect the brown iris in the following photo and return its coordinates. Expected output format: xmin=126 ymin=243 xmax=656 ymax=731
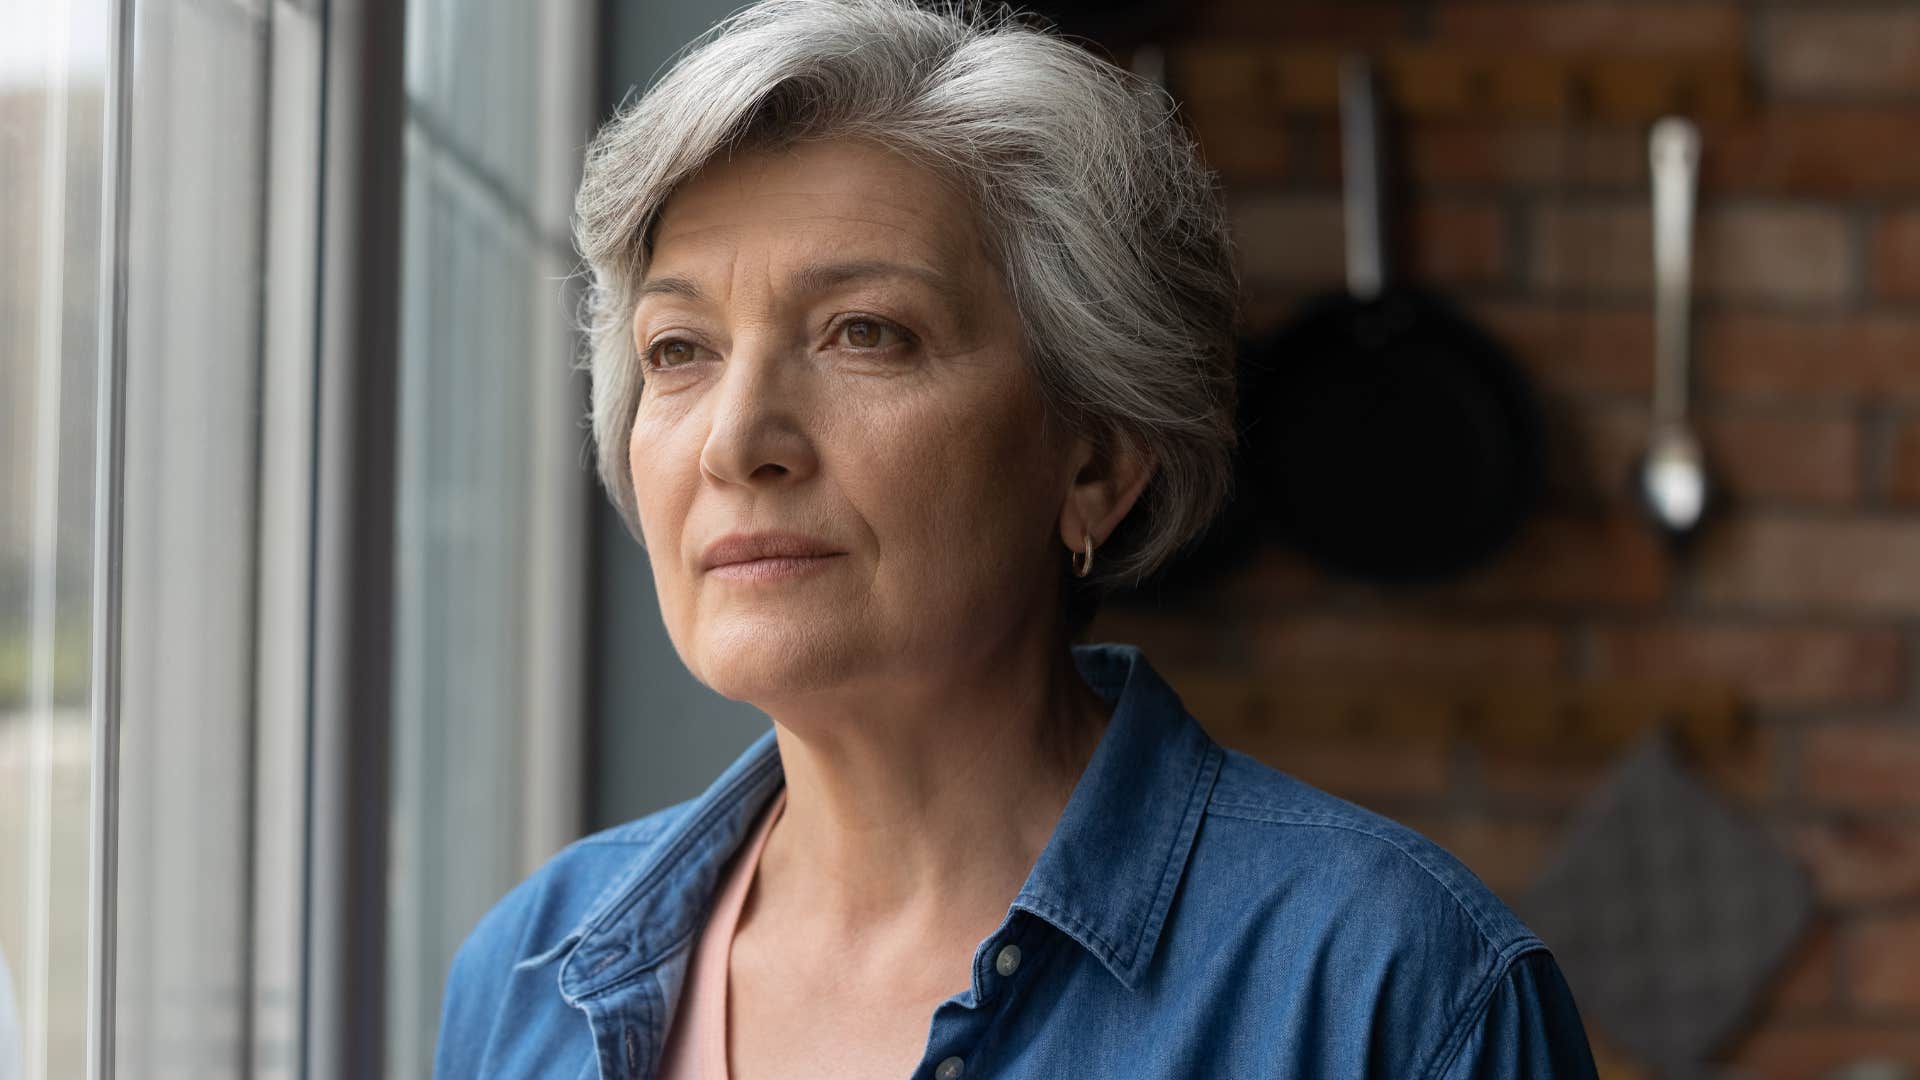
xmin=843 ymin=319 xmax=887 ymax=348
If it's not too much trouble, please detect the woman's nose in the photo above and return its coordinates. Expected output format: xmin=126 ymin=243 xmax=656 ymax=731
xmin=697 ymin=341 xmax=819 ymax=488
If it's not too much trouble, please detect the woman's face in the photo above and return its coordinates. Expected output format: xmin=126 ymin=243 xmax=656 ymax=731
xmin=629 ymin=137 xmax=1079 ymax=704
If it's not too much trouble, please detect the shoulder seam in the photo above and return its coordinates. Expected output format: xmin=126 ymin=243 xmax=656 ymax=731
xmin=1416 ymin=942 xmax=1556 ymax=1080
xmin=1204 ymin=800 xmax=1532 ymax=954
xmin=572 ymin=802 xmax=692 ymax=849
xmin=574 ymin=828 xmax=669 ymax=848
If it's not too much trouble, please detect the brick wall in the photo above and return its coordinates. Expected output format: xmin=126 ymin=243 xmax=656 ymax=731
xmin=1088 ymin=2 xmax=1920 ymax=1075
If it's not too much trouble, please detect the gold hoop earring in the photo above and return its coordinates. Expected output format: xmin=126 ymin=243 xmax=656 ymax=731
xmin=1072 ymin=531 xmax=1095 ymax=578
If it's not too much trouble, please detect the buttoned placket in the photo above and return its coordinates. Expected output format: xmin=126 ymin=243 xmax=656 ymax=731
xmin=573 ymin=974 xmax=670 ymax=1080
xmin=538 ymin=645 xmax=1202 ymax=1079
xmin=909 ymin=915 xmax=1044 ymax=1080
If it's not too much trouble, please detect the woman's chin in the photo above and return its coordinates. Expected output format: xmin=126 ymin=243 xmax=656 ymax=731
xmin=684 ymin=617 xmax=871 ymax=704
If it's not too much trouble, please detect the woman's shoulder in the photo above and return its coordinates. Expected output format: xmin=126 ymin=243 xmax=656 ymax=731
xmin=434 ymin=800 xmax=704 ymax=1075
xmin=1196 ymin=745 xmax=1545 ymax=967
xmin=447 ymin=797 xmax=702 ymax=988
xmin=1168 ymin=747 xmax=1590 ymax=1075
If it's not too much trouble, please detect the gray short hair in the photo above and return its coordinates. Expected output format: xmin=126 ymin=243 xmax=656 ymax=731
xmin=575 ymin=0 xmax=1240 ymax=591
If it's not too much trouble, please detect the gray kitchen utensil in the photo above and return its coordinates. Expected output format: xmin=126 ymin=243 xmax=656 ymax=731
xmin=1521 ymin=731 xmax=1813 ymax=1071
xmin=1636 ymin=117 xmax=1713 ymax=542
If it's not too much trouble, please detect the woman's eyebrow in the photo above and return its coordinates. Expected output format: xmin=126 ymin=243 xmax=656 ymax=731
xmin=635 ymin=259 xmax=971 ymax=308
xmin=788 ymin=259 xmax=970 ymax=307
xmin=635 ymin=275 xmax=708 ymax=303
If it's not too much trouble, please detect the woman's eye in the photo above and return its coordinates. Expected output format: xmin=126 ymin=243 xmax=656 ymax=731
xmin=835 ymin=318 xmax=906 ymax=350
xmin=646 ymin=338 xmax=702 ymax=369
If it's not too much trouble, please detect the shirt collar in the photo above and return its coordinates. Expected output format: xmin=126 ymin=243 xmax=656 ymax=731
xmin=557 ymin=642 xmax=1222 ymax=1000
xmin=1011 ymin=642 xmax=1224 ymax=988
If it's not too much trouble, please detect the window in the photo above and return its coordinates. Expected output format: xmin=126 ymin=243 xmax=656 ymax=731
xmin=0 ymin=1 xmax=593 ymax=1074
xmin=387 ymin=1 xmax=593 ymax=1075
xmin=1 ymin=0 xmax=114 ymax=1075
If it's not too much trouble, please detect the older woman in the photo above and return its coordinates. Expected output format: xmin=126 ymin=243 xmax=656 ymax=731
xmin=436 ymin=1 xmax=1597 ymax=1077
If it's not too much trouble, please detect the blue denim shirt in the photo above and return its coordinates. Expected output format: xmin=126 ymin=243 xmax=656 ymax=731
xmin=436 ymin=643 xmax=1597 ymax=1079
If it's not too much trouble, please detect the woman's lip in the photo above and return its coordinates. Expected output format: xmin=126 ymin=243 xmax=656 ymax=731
xmin=700 ymin=531 xmax=843 ymax=570
xmin=705 ymin=554 xmax=844 ymax=581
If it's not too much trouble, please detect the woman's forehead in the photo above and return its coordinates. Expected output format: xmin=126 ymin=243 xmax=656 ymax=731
xmin=646 ymin=138 xmax=991 ymax=286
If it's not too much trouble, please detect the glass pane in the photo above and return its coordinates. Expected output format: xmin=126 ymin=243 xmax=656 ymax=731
xmin=0 ymin=0 xmax=113 ymax=1076
xmin=388 ymin=1 xmax=591 ymax=1075
xmin=105 ymin=0 xmax=321 ymax=1075
xmin=109 ymin=0 xmax=269 ymax=1072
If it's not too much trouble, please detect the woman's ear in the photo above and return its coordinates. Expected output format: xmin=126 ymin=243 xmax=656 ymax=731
xmin=1058 ymin=429 xmax=1155 ymax=555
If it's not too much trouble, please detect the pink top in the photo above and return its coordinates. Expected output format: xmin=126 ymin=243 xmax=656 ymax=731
xmin=658 ymin=787 xmax=787 ymax=1080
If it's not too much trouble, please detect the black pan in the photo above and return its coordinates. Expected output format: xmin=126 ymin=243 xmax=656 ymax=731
xmin=1245 ymin=57 xmax=1543 ymax=585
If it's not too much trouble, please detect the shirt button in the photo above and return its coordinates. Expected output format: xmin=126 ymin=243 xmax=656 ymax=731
xmin=935 ymin=1056 xmax=965 ymax=1080
xmin=995 ymin=943 xmax=1022 ymax=977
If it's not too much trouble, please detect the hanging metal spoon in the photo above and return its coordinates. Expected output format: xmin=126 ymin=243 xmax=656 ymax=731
xmin=1637 ymin=116 xmax=1711 ymax=543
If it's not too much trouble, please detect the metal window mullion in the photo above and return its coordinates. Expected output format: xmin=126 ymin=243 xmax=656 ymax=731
xmin=255 ymin=0 xmax=328 ymax=1075
xmin=518 ymin=0 xmax=596 ymax=876
xmin=304 ymin=0 xmax=408 ymax=1076
xmin=85 ymin=0 xmax=137 ymax=1073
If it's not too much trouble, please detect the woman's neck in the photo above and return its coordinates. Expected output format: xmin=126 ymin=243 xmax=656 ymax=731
xmin=746 ymin=639 xmax=1111 ymax=954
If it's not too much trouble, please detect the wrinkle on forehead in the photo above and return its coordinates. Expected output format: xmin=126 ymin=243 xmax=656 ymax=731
xmin=644 ymin=137 xmax=1003 ymax=296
